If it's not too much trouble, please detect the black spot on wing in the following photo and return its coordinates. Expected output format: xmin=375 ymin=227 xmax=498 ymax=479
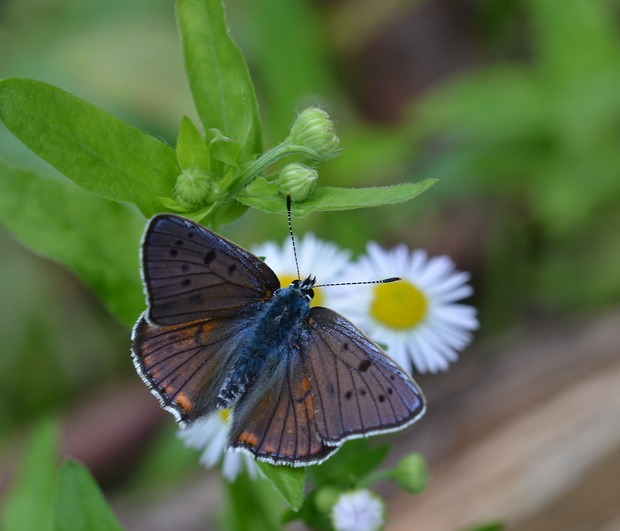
xmin=142 ymin=214 xmax=281 ymax=325
xmin=358 ymin=360 xmax=371 ymax=372
xmin=204 ymin=249 xmax=216 ymax=264
xmin=306 ymin=306 xmax=425 ymax=441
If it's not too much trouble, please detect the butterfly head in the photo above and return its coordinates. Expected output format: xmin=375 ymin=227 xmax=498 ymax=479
xmin=289 ymin=276 xmax=316 ymax=301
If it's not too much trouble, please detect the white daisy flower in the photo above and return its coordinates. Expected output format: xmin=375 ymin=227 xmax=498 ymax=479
xmin=331 ymin=489 xmax=386 ymax=531
xmin=251 ymin=232 xmax=351 ymax=308
xmin=331 ymin=243 xmax=479 ymax=374
xmin=178 ymin=409 xmax=260 ymax=482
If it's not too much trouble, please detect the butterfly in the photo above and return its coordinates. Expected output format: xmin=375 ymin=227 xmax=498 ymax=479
xmin=132 ymin=213 xmax=426 ymax=467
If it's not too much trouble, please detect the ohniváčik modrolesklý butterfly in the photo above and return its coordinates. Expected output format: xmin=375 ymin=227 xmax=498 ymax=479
xmin=132 ymin=213 xmax=426 ymax=466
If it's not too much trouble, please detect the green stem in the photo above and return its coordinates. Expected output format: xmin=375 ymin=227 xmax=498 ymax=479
xmin=358 ymin=469 xmax=393 ymax=488
xmin=207 ymin=140 xmax=314 ymax=224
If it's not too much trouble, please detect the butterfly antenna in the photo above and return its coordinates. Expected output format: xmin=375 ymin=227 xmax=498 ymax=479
xmin=287 ymin=194 xmax=301 ymax=280
xmin=315 ymin=277 xmax=401 ymax=288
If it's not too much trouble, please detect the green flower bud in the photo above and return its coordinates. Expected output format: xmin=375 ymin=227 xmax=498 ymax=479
xmin=276 ymin=163 xmax=318 ymax=201
xmin=287 ymin=107 xmax=340 ymax=161
xmin=314 ymin=485 xmax=341 ymax=514
xmin=173 ymin=168 xmax=213 ymax=209
xmin=390 ymin=453 xmax=428 ymax=494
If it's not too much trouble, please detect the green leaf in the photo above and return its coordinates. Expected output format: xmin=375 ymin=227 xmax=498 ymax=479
xmin=176 ymin=116 xmax=210 ymax=171
xmin=52 ymin=460 xmax=124 ymax=531
xmin=1 ymin=419 xmax=59 ymax=531
xmin=257 ymin=462 xmax=306 ymax=511
xmin=177 ymin=0 xmax=262 ymax=157
xmin=0 ymin=160 xmax=145 ymax=327
xmin=309 ymin=440 xmax=390 ymax=486
xmin=239 ymin=179 xmax=436 ymax=216
xmin=222 ymin=473 xmax=283 ymax=531
xmin=208 ymin=128 xmax=242 ymax=167
xmin=0 ymin=78 xmax=179 ymax=218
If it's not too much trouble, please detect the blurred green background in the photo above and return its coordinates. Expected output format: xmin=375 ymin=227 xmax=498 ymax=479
xmin=1 ymin=0 xmax=619 ymax=526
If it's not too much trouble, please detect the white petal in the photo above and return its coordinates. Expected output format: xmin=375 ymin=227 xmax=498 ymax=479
xmin=332 ymin=490 xmax=385 ymax=531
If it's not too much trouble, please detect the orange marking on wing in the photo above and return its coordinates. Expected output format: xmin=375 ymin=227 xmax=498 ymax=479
xmin=174 ymin=392 xmax=194 ymax=412
xmin=200 ymin=319 xmax=220 ymax=333
xmin=261 ymin=442 xmax=279 ymax=454
xmin=238 ymin=431 xmax=259 ymax=447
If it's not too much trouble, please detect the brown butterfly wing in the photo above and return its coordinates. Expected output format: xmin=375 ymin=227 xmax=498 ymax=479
xmin=305 ymin=307 xmax=426 ymax=444
xmin=142 ymin=214 xmax=280 ymax=326
xmin=228 ymin=348 xmax=338 ymax=466
xmin=132 ymin=313 xmax=247 ymax=425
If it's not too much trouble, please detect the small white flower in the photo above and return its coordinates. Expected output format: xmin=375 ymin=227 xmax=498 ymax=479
xmin=331 ymin=243 xmax=479 ymax=374
xmin=178 ymin=409 xmax=260 ymax=482
xmin=251 ymin=233 xmax=351 ymax=308
xmin=331 ymin=490 xmax=385 ymax=531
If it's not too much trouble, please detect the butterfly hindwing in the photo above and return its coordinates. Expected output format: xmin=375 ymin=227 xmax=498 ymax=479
xmin=132 ymin=313 xmax=248 ymax=425
xmin=306 ymin=307 xmax=426 ymax=444
xmin=142 ymin=215 xmax=280 ymax=326
xmin=228 ymin=346 xmax=338 ymax=466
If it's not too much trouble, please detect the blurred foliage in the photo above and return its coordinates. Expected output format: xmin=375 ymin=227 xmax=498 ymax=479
xmin=413 ymin=0 xmax=620 ymax=327
xmin=1 ymin=420 xmax=125 ymax=531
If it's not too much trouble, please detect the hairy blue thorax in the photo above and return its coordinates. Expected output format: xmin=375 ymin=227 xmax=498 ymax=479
xmin=217 ymin=277 xmax=316 ymax=409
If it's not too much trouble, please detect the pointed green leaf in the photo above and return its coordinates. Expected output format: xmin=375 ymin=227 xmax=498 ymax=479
xmin=177 ymin=0 xmax=262 ymax=157
xmin=176 ymin=116 xmax=210 ymax=171
xmin=0 ymin=160 xmax=145 ymax=327
xmin=0 ymin=78 xmax=179 ymax=217
xmin=257 ymin=462 xmax=306 ymax=511
xmin=52 ymin=460 xmax=124 ymax=531
xmin=238 ymin=179 xmax=436 ymax=216
xmin=1 ymin=419 xmax=59 ymax=531
xmin=208 ymin=129 xmax=241 ymax=168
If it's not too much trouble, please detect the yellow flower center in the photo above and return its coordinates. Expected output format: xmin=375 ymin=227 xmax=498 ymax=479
xmin=218 ymin=408 xmax=230 ymax=423
xmin=279 ymin=274 xmax=324 ymax=307
xmin=371 ymin=280 xmax=428 ymax=329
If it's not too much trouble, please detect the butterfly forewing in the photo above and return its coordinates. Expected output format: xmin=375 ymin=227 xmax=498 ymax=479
xmin=132 ymin=313 xmax=246 ymax=424
xmin=143 ymin=215 xmax=280 ymax=325
xmin=306 ymin=307 xmax=425 ymax=444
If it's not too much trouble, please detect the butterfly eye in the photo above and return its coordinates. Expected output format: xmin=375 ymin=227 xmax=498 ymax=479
xmin=307 ymin=288 xmax=315 ymax=299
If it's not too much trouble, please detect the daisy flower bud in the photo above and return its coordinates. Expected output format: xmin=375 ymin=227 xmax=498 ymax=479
xmin=390 ymin=453 xmax=428 ymax=494
xmin=173 ymin=168 xmax=213 ymax=209
xmin=276 ymin=163 xmax=318 ymax=201
xmin=331 ymin=490 xmax=385 ymax=531
xmin=287 ymin=107 xmax=339 ymax=161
